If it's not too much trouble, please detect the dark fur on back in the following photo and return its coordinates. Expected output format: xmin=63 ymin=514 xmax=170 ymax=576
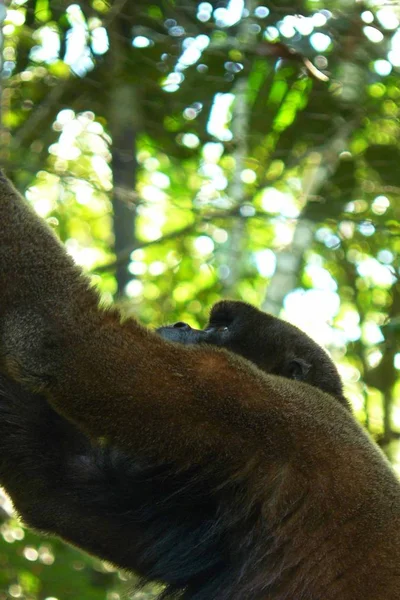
xmin=1 ymin=372 xmax=400 ymax=600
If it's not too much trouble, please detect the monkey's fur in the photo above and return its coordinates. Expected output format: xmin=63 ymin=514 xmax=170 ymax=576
xmin=0 ymin=173 xmax=399 ymax=599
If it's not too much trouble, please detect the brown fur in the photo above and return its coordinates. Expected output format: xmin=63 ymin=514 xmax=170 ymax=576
xmin=0 ymin=172 xmax=399 ymax=599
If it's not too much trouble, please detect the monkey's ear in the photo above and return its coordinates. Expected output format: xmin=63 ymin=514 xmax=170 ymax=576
xmin=284 ymin=358 xmax=311 ymax=381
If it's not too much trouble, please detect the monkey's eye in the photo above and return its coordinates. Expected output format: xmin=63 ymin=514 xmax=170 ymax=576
xmin=205 ymin=325 xmax=228 ymax=333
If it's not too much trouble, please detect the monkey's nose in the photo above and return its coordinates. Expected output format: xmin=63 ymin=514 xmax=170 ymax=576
xmin=173 ymin=322 xmax=191 ymax=330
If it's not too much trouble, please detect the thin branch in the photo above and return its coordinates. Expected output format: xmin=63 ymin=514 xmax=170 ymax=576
xmin=94 ymin=223 xmax=195 ymax=273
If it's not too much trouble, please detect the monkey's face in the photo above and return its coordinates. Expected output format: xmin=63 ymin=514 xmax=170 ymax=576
xmin=157 ymin=300 xmax=349 ymax=408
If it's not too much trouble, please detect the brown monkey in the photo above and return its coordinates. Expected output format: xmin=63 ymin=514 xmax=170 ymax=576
xmin=0 ymin=172 xmax=399 ymax=600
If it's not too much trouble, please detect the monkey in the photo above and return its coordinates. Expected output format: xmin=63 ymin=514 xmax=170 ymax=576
xmin=0 ymin=301 xmax=347 ymax=598
xmin=0 ymin=171 xmax=399 ymax=600
xmin=157 ymin=299 xmax=349 ymax=408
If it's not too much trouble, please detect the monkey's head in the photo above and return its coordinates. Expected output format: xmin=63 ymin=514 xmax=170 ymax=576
xmin=157 ymin=300 xmax=349 ymax=409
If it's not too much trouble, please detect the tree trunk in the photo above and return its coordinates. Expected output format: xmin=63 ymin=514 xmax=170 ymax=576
xmin=110 ymin=83 xmax=139 ymax=296
xmin=219 ymin=0 xmax=258 ymax=295
xmin=108 ymin=14 xmax=140 ymax=297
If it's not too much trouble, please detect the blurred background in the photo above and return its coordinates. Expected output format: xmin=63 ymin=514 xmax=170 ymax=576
xmin=1 ymin=0 xmax=400 ymax=597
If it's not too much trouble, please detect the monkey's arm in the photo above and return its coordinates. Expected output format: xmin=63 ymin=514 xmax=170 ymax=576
xmin=0 ymin=375 xmax=204 ymax=583
xmin=0 ymin=174 xmax=270 ymax=463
